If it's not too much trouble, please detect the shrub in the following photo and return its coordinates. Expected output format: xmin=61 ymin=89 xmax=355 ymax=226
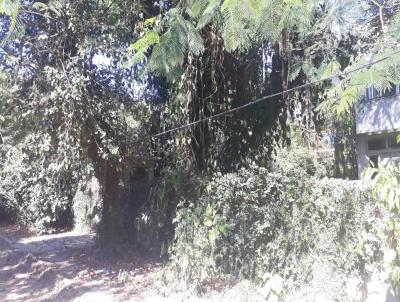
xmin=367 ymin=163 xmax=400 ymax=298
xmin=0 ymin=144 xmax=23 ymax=223
xmin=167 ymin=148 xmax=385 ymax=298
xmin=0 ymin=143 xmax=80 ymax=232
xmin=134 ymin=169 xmax=207 ymax=254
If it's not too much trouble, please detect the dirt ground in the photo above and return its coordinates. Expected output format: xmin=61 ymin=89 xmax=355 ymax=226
xmin=0 ymin=224 xmax=170 ymax=302
xmin=0 ymin=224 xmax=239 ymax=302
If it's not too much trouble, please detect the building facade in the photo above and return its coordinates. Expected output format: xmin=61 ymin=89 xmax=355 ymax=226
xmin=356 ymin=85 xmax=400 ymax=178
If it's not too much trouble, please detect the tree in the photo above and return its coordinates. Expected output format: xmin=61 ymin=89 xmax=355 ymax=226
xmin=0 ymin=0 xmax=162 ymax=244
xmin=2 ymin=0 xmax=400 ymax=245
xmin=0 ymin=0 xmax=21 ymax=45
xmin=130 ymin=0 xmax=400 ymax=174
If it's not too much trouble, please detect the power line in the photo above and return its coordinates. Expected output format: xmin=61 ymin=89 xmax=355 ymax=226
xmin=153 ymin=49 xmax=400 ymax=138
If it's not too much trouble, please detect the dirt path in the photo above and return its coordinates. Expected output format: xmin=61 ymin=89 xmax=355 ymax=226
xmin=0 ymin=224 xmax=164 ymax=302
xmin=0 ymin=224 xmax=240 ymax=302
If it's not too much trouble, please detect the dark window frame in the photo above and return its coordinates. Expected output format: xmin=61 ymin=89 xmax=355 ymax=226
xmin=365 ymin=84 xmax=398 ymax=100
xmin=388 ymin=134 xmax=400 ymax=150
xmin=368 ymin=138 xmax=386 ymax=151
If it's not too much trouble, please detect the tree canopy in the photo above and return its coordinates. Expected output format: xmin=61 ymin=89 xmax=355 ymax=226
xmin=1 ymin=0 xmax=400 ymax=240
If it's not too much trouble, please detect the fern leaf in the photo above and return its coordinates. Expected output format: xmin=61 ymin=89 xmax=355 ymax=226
xmin=185 ymin=0 xmax=207 ymax=19
xmin=221 ymin=0 xmax=249 ymax=51
xmin=197 ymin=0 xmax=221 ymax=30
xmin=128 ymin=30 xmax=160 ymax=64
xmin=0 ymin=0 xmax=21 ymax=45
xmin=131 ymin=10 xmax=205 ymax=81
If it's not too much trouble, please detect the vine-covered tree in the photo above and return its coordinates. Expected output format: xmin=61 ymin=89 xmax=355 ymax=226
xmin=130 ymin=0 xmax=399 ymax=174
xmin=1 ymin=0 xmax=400 ymax=243
xmin=0 ymin=0 xmax=164 ymax=245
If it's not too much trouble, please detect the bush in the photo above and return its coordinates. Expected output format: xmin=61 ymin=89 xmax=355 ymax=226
xmin=134 ymin=169 xmax=206 ymax=255
xmin=0 ymin=143 xmax=80 ymax=232
xmin=167 ymin=148 xmax=385 ymax=298
xmin=0 ymin=144 xmax=23 ymax=223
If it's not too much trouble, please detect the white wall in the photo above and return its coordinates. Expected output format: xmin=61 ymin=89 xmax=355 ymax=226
xmin=356 ymin=95 xmax=400 ymax=134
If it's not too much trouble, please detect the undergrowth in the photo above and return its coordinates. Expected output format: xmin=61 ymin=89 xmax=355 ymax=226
xmin=164 ymin=147 xmax=386 ymax=300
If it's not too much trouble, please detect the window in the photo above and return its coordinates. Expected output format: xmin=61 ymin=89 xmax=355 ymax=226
xmin=369 ymin=155 xmax=379 ymax=168
xmin=368 ymin=155 xmax=379 ymax=179
xmin=388 ymin=134 xmax=400 ymax=149
xmin=368 ymin=138 xmax=386 ymax=151
xmin=366 ymin=133 xmax=400 ymax=152
xmin=365 ymin=84 xmax=398 ymax=100
xmin=365 ymin=87 xmax=375 ymax=100
xmin=366 ymin=87 xmax=372 ymax=100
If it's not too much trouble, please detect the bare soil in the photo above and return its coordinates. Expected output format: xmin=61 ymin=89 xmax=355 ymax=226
xmin=0 ymin=224 xmax=165 ymax=302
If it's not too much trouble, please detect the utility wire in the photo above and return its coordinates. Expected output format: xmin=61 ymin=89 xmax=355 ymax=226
xmin=153 ymin=49 xmax=400 ymax=138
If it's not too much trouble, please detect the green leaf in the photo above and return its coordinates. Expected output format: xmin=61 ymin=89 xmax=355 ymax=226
xmin=188 ymin=0 xmax=204 ymax=18
xmin=218 ymin=223 xmax=228 ymax=236
xmin=128 ymin=31 xmax=160 ymax=52
xmin=144 ymin=17 xmax=156 ymax=27
xmin=204 ymin=217 xmax=213 ymax=227
xmin=197 ymin=0 xmax=221 ymax=29
xmin=288 ymin=62 xmax=303 ymax=82
xmin=320 ymin=60 xmax=341 ymax=79
xmin=208 ymin=228 xmax=218 ymax=241
xmin=32 ymin=2 xmax=49 ymax=10
xmin=205 ymin=203 xmax=213 ymax=216
xmin=128 ymin=30 xmax=160 ymax=64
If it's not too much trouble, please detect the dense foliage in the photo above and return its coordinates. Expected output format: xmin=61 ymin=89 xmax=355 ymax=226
xmin=0 ymin=4 xmax=399 ymax=301
xmin=0 ymin=1 xmax=161 ymax=239
xmin=367 ymin=158 xmax=400 ymax=297
xmin=132 ymin=0 xmax=400 ymax=174
xmin=167 ymin=148 xmax=386 ymax=299
xmin=1 ymin=0 xmax=399 ymax=230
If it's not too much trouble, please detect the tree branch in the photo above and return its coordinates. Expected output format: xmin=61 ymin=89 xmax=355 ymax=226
xmin=371 ymin=0 xmax=386 ymax=33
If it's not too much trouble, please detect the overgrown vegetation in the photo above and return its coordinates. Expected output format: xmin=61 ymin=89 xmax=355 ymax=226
xmin=0 ymin=1 xmax=158 ymax=240
xmin=367 ymin=159 xmax=400 ymax=297
xmin=1 ymin=0 xmax=400 ymax=300
xmin=165 ymin=147 xmax=386 ymax=299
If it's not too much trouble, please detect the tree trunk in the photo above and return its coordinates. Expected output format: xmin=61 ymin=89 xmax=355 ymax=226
xmin=270 ymin=41 xmax=290 ymax=144
xmin=97 ymin=160 xmax=120 ymax=247
xmin=87 ymin=137 xmax=121 ymax=248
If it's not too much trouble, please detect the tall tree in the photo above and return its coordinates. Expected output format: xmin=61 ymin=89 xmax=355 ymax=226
xmin=0 ymin=0 xmax=162 ymax=244
xmin=131 ymin=0 xmax=400 ymax=174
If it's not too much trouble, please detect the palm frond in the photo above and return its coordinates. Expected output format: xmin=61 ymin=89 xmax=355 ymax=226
xmin=0 ymin=0 xmax=22 ymax=45
xmin=196 ymin=0 xmax=221 ymax=30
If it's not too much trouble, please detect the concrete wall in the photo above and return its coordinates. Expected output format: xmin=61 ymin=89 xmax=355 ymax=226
xmin=356 ymin=95 xmax=400 ymax=134
xmin=356 ymin=95 xmax=400 ymax=178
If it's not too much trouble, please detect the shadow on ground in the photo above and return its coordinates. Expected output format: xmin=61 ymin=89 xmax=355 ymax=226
xmin=0 ymin=227 xmax=161 ymax=302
